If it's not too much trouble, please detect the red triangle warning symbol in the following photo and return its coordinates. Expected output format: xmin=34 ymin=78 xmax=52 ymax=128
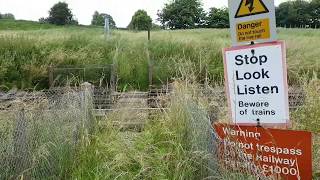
xmin=235 ymin=0 xmax=269 ymax=18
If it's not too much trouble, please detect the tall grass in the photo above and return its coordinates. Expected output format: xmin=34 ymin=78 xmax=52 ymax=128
xmin=1 ymin=22 xmax=319 ymax=178
xmin=291 ymin=76 xmax=320 ymax=177
xmin=0 ymin=87 xmax=93 ymax=179
xmin=0 ymin=19 xmax=58 ymax=30
xmin=70 ymin=75 xmax=244 ymax=179
xmin=1 ymin=26 xmax=319 ymax=90
xmin=71 ymin=60 xmax=257 ymax=179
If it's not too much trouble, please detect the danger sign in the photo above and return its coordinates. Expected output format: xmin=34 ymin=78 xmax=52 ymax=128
xmin=228 ymin=0 xmax=277 ymax=46
xmin=213 ymin=124 xmax=312 ymax=180
xmin=223 ymin=41 xmax=289 ymax=126
xmin=235 ymin=0 xmax=269 ymax=18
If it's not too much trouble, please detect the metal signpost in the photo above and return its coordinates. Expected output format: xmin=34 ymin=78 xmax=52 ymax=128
xmin=104 ymin=17 xmax=110 ymax=37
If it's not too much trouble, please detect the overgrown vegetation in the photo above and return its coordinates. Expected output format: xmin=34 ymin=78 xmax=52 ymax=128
xmin=293 ymin=77 xmax=320 ymax=133
xmin=0 ymin=88 xmax=91 ymax=179
xmin=70 ymin=81 xmax=257 ymax=179
xmin=0 ymin=24 xmax=319 ymax=90
xmin=291 ymin=77 xmax=320 ymax=178
xmin=70 ymin=79 xmax=320 ymax=179
xmin=0 ymin=20 xmax=319 ymax=179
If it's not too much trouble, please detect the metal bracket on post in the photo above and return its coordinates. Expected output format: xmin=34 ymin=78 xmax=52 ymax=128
xmin=256 ymin=118 xmax=261 ymax=127
xmin=251 ymin=41 xmax=262 ymax=129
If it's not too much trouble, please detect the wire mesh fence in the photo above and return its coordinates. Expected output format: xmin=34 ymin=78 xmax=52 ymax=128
xmin=0 ymin=82 xmax=307 ymax=179
xmin=48 ymin=65 xmax=116 ymax=88
xmin=0 ymin=84 xmax=94 ymax=179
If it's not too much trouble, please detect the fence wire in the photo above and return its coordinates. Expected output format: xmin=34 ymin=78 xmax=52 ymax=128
xmin=175 ymin=84 xmax=307 ymax=179
xmin=0 ymin=85 xmax=94 ymax=179
xmin=0 ymin=84 xmax=307 ymax=179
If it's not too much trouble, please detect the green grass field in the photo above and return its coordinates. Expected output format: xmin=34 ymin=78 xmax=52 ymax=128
xmin=0 ymin=19 xmax=58 ymax=30
xmin=0 ymin=20 xmax=319 ymax=179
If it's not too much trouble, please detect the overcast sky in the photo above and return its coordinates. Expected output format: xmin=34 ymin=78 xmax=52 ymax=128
xmin=0 ymin=0 xmax=287 ymax=27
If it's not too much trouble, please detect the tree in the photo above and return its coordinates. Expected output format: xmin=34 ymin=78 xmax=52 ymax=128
xmin=39 ymin=17 xmax=49 ymax=23
xmin=128 ymin=10 xmax=152 ymax=31
xmin=48 ymin=2 xmax=77 ymax=25
xmin=157 ymin=0 xmax=205 ymax=29
xmin=91 ymin=11 xmax=116 ymax=28
xmin=0 ymin=13 xmax=15 ymax=20
xmin=276 ymin=0 xmax=311 ymax=28
xmin=309 ymin=0 xmax=320 ymax=28
xmin=206 ymin=7 xmax=229 ymax=28
xmin=291 ymin=0 xmax=311 ymax=27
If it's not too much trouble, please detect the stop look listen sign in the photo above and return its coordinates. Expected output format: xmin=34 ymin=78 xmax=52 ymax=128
xmin=223 ymin=41 xmax=289 ymax=127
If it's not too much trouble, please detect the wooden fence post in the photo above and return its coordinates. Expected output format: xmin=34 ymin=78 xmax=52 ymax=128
xmin=80 ymin=82 xmax=95 ymax=135
xmin=110 ymin=63 xmax=117 ymax=92
xmin=48 ymin=66 xmax=54 ymax=88
xmin=205 ymin=65 xmax=209 ymax=89
xmin=148 ymin=60 xmax=153 ymax=88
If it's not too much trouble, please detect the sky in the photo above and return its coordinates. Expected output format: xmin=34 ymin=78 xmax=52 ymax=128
xmin=0 ymin=0 xmax=287 ymax=28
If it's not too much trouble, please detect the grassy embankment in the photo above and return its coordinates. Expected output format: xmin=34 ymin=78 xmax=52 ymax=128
xmin=0 ymin=20 xmax=319 ymax=90
xmin=0 ymin=20 xmax=319 ymax=179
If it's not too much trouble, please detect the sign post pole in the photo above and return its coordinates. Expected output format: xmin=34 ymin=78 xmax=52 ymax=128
xmin=104 ymin=17 xmax=110 ymax=38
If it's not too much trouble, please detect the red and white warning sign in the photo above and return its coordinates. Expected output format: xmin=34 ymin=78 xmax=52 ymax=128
xmin=223 ymin=41 xmax=289 ymax=127
xmin=213 ymin=123 xmax=313 ymax=180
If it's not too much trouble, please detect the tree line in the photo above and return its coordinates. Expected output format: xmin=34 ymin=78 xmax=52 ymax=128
xmin=35 ymin=1 xmax=228 ymax=30
xmin=2 ymin=0 xmax=319 ymax=30
xmin=157 ymin=0 xmax=320 ymax=29
xmin=0 ymin=13 xmax=15 ymax=20
xmin=276 ymin=0 xmax=320 ymax=28
xmin=157 ymin=0 xmax=229 ymax=29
